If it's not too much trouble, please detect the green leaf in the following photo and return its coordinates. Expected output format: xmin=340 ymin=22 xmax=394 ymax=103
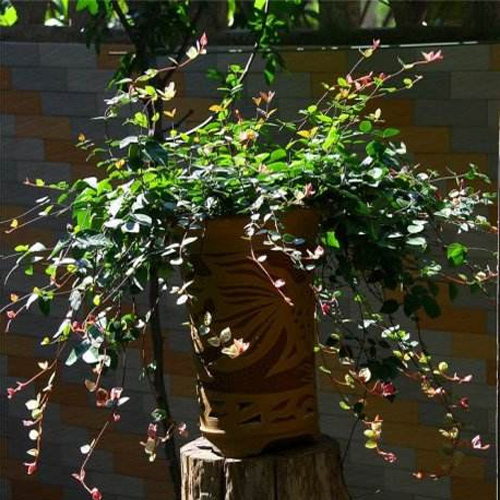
xmin=403 ymin=293 xmax=421 ymax=316
xmin=132 ymin=112 xmax=148 ymax=129
xmin=0 ymin=4 xmax=18 ymax=26
xmin=324 ymin=231 xmax=340 ymax=248
xmin=38 ymin=296 xmax=51 ymax=316
xmin=227 ymin=0 xmax=236 ymax=26
xmin=383 ymin=128 xmax=400 ymax=138
xmin=438 ymin=361 xmax=448 ymax=372
xmin=359 ymin=120 xmax=372 ymax=133
xmin=380 ymin=299 xmax=399 ymax=314
xmin=254 ymin=0 xmax=266 ymax=11
xmin=339 ymin=401 xmax=351 ymax=411
xmin=76 ymin=0 xmax=99 ymax=15
xmin=422 ymin=295 xmax=441 ymax=319
xmin=322 ymin=125 xmax=338 ymax=151
xmin=447 ymin=242 xmax=467 ymax=266
xmin=264 ymin=58 xmax=277 ymax=85
xmin=365 ymin=440 xmax=378 ymax=449
xmin=151 ymin=408 xmax=167 ymax=422
xmin=269 ymin=148 xmax=287 ymax=162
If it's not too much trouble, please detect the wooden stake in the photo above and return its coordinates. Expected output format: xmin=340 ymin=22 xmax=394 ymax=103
xmin=181 ymin=436 xmax=349 ymax=500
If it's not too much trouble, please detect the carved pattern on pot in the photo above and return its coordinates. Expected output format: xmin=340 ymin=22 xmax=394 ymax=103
xmin=186 ymin=212 xmax=320 ymax=457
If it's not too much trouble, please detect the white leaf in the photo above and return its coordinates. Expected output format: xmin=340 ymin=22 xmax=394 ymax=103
xmin=29 ymin=429 xmax=39 ymax=441
xmin=219 ymin=327 xmax=232 ymax=344
xmin=80 ymin=444 xmax=91 ymax=454
xmin=181 ymin=236 xmax=198 ymax=247
xmin=207 ymin=336 xmax=221 ymax=347
xmin=26 ymin=293 xmax=38 ymax=310
xmin=203 ymin=311 xmax=212 ymax=326
xmin=186 ymin=46 xmax=198 ymax=60
xmin=199 ymin=325 xmax=210 ymax=336
xmin=176 ymin=294 xmax=188 ymax=305
xmin=25 ymin=399 xmax=39 ymax=411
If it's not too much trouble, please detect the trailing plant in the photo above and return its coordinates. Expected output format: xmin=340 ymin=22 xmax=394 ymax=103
xmin=2 ymin=37 xmax=497 ymax=500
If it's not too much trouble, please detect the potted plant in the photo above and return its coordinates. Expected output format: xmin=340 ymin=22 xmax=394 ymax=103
xmin=2 ymin=38 xmax=496 ymax=499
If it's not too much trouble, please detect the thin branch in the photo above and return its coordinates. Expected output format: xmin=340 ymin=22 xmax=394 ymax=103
xmin=111 ymin=0 xmax=136 ymax=45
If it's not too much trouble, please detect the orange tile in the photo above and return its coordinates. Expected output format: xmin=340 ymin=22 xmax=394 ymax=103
xmin=169 ymin=97 xmax=214 ymax=124
xmin=399 ymin=126 xmax=450 ymax=153
xmin=490 ymin=44 xmax=500 ymax=70
xmin=282 ymin=50 xmax=348 ymax=73
xmin=164 ymin=349 xmax=195 ymax=377
xmin=452 ymin=333 xmax=496 ymax=359
xmin=366 ymin=99 xmax=414 ymax=126
xmin=0 ymin=458 xmax=38 ymax=481
xmin=50 ymin=382 xmax=90 ymax=406
xmin=97 ymin=44 xmax=133 ymax=69
xmin=0 ymin=91 xmax=41 ymax=115
xmin=16 ymin=116 xmax=72 ymax=140
xmin=0 ymin=66 xmax=11 ymax=90
xmin=146 ymin=478 xmax=176 ymax=500
xmin=0 ymin=334 xmax=37 ymax=357
xmin=452 ymin=477 xmax=496 ymax=500
xmin=60 ymin=404 xmax=109 ymax=430
xmin=170 ymin=375 xmax=197 ymax=397
xmin=0 ymin=226 xmax=56 ymax=252
xmin=418 ymin=307 xmax=487 ymax=334
xmin=318 ymin=372 xmax=360 ymax=396
xmin=7 ymin=355 xmax=44 ymax=379
xmin=100 ymin=431 xmax=145 ymax=454
xmin=414 ymin=153 xmax=489 ymax=173
xmin=417 ymin=449 xmax=485 ymax=479
xmin=486 ymin=359 xmax=497 ymax=385
xmin=310 ymin=71 xmax=344 ymax=97
xmin=11 ymin=480 xmax=64 ymax=500
xmin=383 ymin=422 xmax=443 ymax=450
xmin=365 ymin=398 xmax=419 ymax=424
xmin=70 ymin=163 xmax=104 ymax=181
xmin=0 ymin=436 xmax=8 ymax=458
xmin=115 ymin=455 xmax=171 ymax=480
xmin=45 ymin=140 xmax=93 ymax=164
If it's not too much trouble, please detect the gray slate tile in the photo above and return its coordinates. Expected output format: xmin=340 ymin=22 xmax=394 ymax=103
xmin=451 ymin=127 xmax=498 ymax=153
xmin=0 ymin=137 xmax=44 ymax=161
xmin=451 ymin=72 xmax=500 ymax=99
xmin=39 ymin=42 xmax=97 ymax=68
xmin=67 ymin=69 xmax=115 ymax=92
xmin=0 ymin=42 xmax=40 ymax=66
xmin=415 ymin=100 xmax=488 ymax=127
xmin=11 ymin=67 xmax=67 ymax=91
xmin=41 ymin=92 xmax=98 ymax=117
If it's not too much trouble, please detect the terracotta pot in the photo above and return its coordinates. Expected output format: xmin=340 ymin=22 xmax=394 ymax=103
xmin=185 ymin=210 xmax=320 ymax=457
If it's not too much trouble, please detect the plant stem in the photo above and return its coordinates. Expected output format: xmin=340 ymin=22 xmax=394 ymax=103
xmin=149 ymin=263 xmax=182 ymax=499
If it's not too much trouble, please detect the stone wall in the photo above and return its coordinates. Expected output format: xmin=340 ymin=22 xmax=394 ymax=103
xmin=0 ymin=41 xmax=498 ymax=500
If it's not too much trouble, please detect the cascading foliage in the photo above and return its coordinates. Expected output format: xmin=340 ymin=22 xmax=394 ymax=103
xmin=2 ymin=36 xmax=497 ymax=500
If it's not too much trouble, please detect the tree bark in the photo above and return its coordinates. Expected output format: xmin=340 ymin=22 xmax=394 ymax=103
xmin=181 ymin=436 xmax=349 ymax=500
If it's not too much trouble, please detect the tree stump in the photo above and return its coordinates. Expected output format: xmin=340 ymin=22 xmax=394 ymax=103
xmin=180 ymin=436 xmax=349 ymax=500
